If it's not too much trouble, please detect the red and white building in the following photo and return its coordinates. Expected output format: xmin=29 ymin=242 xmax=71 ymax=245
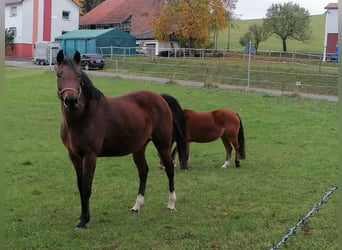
xmin=5 ymin=0 xmax=80 ymax=58
xmin=323 ymin=2 xmax=338 ymax=61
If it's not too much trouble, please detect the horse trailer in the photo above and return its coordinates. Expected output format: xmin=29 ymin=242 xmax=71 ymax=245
xmin=33 ymin=42 xmax=60 ymax=65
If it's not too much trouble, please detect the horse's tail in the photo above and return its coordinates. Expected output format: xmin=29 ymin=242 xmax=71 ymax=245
xmin=161 ymin=94 xmax=188 ymax=170
xmin=236 ymin=113 xmax=246 ymax=159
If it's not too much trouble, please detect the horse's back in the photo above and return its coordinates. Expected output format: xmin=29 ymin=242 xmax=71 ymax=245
xmin=96 ymin=90 xmax=173 ymax=155
xmin=184 ymin=109 xmax=224 ymax=142
xmin=109 ymin=91 xmax=170 ymax=113
xmin=184 ymin=108 xmax=240 ymax=142
xmin=212 ymin=108 xmax=240 ymax=126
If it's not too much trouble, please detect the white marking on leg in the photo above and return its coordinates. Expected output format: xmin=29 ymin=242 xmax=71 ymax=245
xmin=167 ymin=191 xmax=176 ymax=210
xmin=221 ymin=160 xmax=230 ymax=168
xmin=131 ymin=194 xmax=144 ymax=211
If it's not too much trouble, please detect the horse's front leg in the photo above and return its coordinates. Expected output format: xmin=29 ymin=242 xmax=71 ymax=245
xmin=131 ymin=148 xmax=148 ymax=212
xmin=70 ymin=152 xmax=97 ymax=228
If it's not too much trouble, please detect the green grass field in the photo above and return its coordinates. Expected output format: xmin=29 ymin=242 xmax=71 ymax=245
xmin=4 ymin=67 xmax=337 ymax=249
xmin=217 ymin=14 xmax=326 ymax=53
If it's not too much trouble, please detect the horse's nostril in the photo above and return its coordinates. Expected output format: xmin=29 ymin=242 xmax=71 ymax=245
xmin=64 ymin=96 xmax=78 ymax=106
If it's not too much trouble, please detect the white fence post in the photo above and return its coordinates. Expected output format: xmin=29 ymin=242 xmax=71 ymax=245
xmin=247 ymin=40 xmax=252 ymax=88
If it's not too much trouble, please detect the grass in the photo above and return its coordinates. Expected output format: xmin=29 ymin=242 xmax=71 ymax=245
xmin=100 ymin=14 xmax=338 ymax=97
xmin=4 ymin=66 xmax=338 ymax=249
xmin=217 ymin=14 xmax=326 ymax=53
xmin=104 ymin=56 xmax=338 ymax=96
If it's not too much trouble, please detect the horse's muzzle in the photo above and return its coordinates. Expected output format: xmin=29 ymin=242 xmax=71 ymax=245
xmin=63 ymin=95 xmax=79 ymax=111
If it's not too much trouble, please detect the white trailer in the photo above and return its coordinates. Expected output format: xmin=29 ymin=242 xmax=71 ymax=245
xmin=33 ymin=42 xmax=60 ymax=65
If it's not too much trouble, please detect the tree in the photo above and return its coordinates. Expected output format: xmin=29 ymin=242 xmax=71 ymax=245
xmin=5 ymin=28 xmax=14 ymax=48
xmin=239 ymin=24 xmax=267 ymax=52
xmin=225 ymin=0 xmax=239 ymax=49
xmin=239 ymin=31 xmax=252 ymax=48
xmin=263 ymin=2 xmax=311 ymax=51
xmin=153 ymin=0 xmax=229 ymax=48
xmin=80 ymin=0 xmax=105 ymax=15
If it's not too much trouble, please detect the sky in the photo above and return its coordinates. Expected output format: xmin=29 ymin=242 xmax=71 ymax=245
xmin=235 ymin=0 xmax=334 ymax=20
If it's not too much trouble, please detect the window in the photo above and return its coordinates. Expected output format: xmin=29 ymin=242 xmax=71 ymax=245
xmin=62 ymin=11 xmax=70 ymax=20
xmin=10 ymin=6 xmax=17 ymax=17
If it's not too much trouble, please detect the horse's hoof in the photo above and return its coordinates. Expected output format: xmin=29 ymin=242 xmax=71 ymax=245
xmin=167 ymin=207 xmax=177 ymax=211
xmin=75 ymin=221 xmax=87 ymax=230
xmin=131 ymin=208 xmax=139 ymax=213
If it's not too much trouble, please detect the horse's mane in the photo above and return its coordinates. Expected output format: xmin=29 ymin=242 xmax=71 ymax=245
xmin=80 ymin=71 xmax=104 ymax=100
xmin=60 ymin=55 xmax=104 ymax=100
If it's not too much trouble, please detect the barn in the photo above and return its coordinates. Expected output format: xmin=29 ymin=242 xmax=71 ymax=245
xmin=78 ymin=0 xmax=178 ymax=56
xmin=323 ymin=3 xmax=338 ymax=61
xmin=55 ymin=28 xmax=136 ymax=56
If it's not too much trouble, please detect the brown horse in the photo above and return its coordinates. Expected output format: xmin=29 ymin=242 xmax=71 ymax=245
xmin=183 ymin=108 xmax=246 ymax=168
xmin=55 ymin=50 xmax=187 ymax=229
xmin=162 ymin=108 xmax=246 ymax=169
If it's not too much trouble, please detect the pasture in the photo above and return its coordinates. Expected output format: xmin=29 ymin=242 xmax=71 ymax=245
xmin=217 ymin=14 xmax=326 ymax=53
xmin=4 ymin=67 xmax=337 ymax=249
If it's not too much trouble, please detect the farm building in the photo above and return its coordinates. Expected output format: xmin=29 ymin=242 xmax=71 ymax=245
xmin=79 ymin=0 xmax=178 ymax=56
xmin=323 ymin=2 xmax=338 ymax=61
xmin=55 ymin=28 xmax=136 ymax=56
xmin=5 ymin=0 xmax=80 ymax=58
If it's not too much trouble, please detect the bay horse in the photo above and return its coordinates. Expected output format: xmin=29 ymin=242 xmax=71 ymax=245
xmin=55 ymin=50 xmax=187 ymax=229
xmin=161 ymin=108 xmax=246 ymax=169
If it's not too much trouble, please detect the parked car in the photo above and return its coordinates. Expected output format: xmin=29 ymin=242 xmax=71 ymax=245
xmin=80 ymin=53 xmax=105 ymax=70
xmin=136 ymin=47 xmax=147 ymax=55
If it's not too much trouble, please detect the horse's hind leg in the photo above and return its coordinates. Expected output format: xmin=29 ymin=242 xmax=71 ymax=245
xmin=231 ymin=138 xmax=241 ymax=168
xmin=131 ymin=145 xmax=149 ymax=212
xmin=220 ymin=136 xmax=233 ymax=168
xmin=156 ymin=146 xmax=176 ymax=210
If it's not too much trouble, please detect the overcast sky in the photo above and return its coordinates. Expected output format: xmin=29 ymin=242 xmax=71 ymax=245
xmin=235 ymin=0 xmax=334 ymax=20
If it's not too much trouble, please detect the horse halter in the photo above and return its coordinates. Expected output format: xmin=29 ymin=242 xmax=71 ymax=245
xmin=57 ymin=86 xmax=82 ymax=101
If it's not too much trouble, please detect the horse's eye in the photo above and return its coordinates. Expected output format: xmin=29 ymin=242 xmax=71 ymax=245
xmin=56 ymin=72 xmax=62 ymax=78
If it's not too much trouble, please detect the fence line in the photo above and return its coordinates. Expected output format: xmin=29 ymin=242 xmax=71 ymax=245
xmin=107 ymin=58 xmax=337 ymax=96
xmin=98 ymin=46 xmax=338 ymax=63
xmin=270 ymin=185 xmax=338 ymax=250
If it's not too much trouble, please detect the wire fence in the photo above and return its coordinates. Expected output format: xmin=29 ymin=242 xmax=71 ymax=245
xmin=100 ymin=47 xmax=338 ymax=96
xmin=99 ymin=45 xmax=338 ymax=64
xmin=270 ymin=185 xmax=338 ymax=250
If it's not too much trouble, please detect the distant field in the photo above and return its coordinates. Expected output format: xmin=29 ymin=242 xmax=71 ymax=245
xmin=217 ymin=14 xmax=325 ymax=53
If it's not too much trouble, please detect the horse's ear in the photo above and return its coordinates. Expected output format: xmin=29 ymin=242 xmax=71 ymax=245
xmin=74 ymin=51 xmax=81 ymax=65
xmin=57 ymin=50 xmax=64 ymax=65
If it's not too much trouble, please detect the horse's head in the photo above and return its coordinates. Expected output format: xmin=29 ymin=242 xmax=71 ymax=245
xmin=56 ymin=50 xmax=83 ymax=112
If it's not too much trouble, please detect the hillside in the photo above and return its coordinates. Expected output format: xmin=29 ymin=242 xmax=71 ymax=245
xmin=217 ymin=14 xmax=325 ymax=53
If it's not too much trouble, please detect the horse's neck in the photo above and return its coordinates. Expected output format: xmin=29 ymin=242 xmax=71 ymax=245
xmin=61 ymin=99 xmax=98 ymax=128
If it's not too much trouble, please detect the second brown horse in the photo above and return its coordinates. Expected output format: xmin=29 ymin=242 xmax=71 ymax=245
xmin=163 ymin=108 xmax=246 ymax=169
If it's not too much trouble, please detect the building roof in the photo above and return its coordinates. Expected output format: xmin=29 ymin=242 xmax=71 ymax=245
xmin=325 ymin=3 xmax=338 ymax=9
xmin=5 ymin=0 xmax=80 ymax=7
xmin=55 ymin=28 xmax=133 ymax=40
xmin=79 ymin=0 xmax=165 ymax=36
xmin=5 ymin=0 xmax=24 ymax=4
xmin=72 ymin=0 xmax=81 ymax=7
